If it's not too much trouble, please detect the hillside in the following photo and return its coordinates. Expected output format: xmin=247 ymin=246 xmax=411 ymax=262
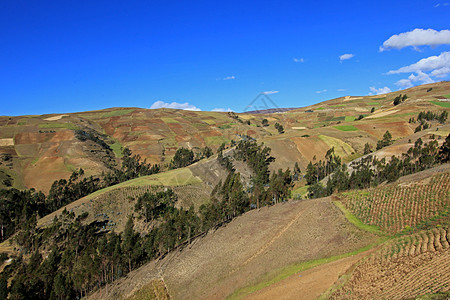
xmin=0 ymin=82 xmax=449 ymax=192
xmin=0 ymin=82 xmax=449 ymax=300
xmin=87 ymin=197 xmax=379 ymax=300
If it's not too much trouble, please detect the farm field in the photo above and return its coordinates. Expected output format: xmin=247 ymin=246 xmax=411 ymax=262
xmin=328 ymin=228 xmax=450 ymax=299
xmin=338 ymin=171 xmax=450 ymax=234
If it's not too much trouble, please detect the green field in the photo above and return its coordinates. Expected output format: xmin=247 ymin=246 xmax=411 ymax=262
xmin=333 ymin=124 xmax=358 ymax=131
xmin=367 ymin=102 xmax=379 ymax=105
xmin=102 ymin=109 xmax=135 ymax=118
xmin=205 ymin=135 xmax=230 ymax=146
xmin=110 ymin=141 xmax=123 ymax=157
xmin=161 ymin=117 xmax=180 ymax=123
xmin=38 ymin=123 xmax=79 ymax=130
xmin=430 ymin=101 xmax=450 ymax=108
xmin=443 ymin=94 xmax=450 ymax=99
xmin=329 ymin=104 xmax=346 ymax=108
xmin=318 ymin=135 xmax=355 ymax=157
xmin=344 ymin=116 xmax=356 ymax=122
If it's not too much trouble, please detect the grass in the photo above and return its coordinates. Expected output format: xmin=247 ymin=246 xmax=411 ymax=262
xmin=292 ymin=185 xmax=309 ymax=199
xmin=443 ymin=94 xmax=450 ymax=99
xmin=344 ymin=116 xmax=356 ymax=122
xmin=205 ymin=135 xmax=230 ymax=146
xmin=333 ymin=201 xmax=384 ymax=235
xmin=333 ymin=124 xmax=358 ymax=131
xmin=218 ymin=123 xmax=234 ymax=129
xmin=161 ymin=117 xmax=179 ymax=123
xmin=331 ymin=116 xmax=345 ymax=121
xmin=228 ymin=243 xmax=380 ymax=300
xmin=367 ymin=102 xmax=380 ymax=105
xmin=75 ymin=168 xmax=203 ymax=203
xmin=329 ymin=104 xmax=346 ymax=108
xmin=318 ymin=135 xmax=355 ymax=158
xmin=102 ymin=109 xmax=135 ymax=118
xmin=316 ymin=107 xmax=325 ymax=110
xmin=202 ymin=119 xmax=216 ymax=125
xmin=38 ymin=123 xmax=79 ymax=130
xmin=430 ymin=101 xmax=450 ymax=108
xmin=110 ymin=141 xmax=123 ymax=158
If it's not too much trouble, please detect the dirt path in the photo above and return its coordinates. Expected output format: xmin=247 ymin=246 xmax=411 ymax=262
xmin=245 ymin=249 xmax=374 ymax=300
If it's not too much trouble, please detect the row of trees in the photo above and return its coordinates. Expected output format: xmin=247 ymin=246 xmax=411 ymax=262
xmin=308 ymin=134 xmax=450 ymax=198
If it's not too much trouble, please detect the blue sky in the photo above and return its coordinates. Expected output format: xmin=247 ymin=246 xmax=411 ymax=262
xmin=1 ymin=0 xmax=450 ymax=116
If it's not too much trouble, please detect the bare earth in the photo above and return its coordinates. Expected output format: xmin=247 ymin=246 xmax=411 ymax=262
xmin=87 ymin=198 xmax=378 ymax=300
xmin=245 ymin=249 xmax=375 ymax=300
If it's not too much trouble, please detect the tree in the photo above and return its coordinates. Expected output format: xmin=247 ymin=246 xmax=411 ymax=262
xmin=274 ymin=122 xmax=284 ymax=134
xmin=376 ymin=130 xmax=393 ymax=150
xmin=371 ymin=107 xmax=375 ymax=113
xmin=262 ymin=119 xmax=269 ymax=127
xmin=363 ymin=143 xmax=372 ymax=155
xmin=170 ymin=148 xmax=194 ymax=169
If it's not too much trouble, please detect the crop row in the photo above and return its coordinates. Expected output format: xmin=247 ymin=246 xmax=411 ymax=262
xmin=341 ymin=173 xmax=449 ymax=233
xmin=329 ymin=228 xmax=450 ymax=299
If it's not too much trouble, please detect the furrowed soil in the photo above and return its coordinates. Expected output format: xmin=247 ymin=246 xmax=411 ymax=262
xmin=87 ymin=197 xmax=378 ymax=300
xmin=328 ymin=228 xmax=450 ymax=299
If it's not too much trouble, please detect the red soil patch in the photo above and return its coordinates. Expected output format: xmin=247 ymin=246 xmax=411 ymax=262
xmin=15 ymin=132 xmax=51 ymax=144
xmin=202 ymin=130 xmax=222 ymax=137
xmin=247 ymin=130 xmax=257 ymax=135
xmin=23 ymin=157 xmax=68 ymax=192
xmin=167 ymin=123 xmax=182 ymax=129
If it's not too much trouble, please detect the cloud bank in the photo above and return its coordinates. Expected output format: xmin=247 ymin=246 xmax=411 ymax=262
xmin=380 ymin=29 xmax=450 ymax=51
xmin=262 ymin=90 xmax=279 ymax=95
xmin=212 ymin=108 xmax=233 ymax=112
xmin=293 ymin=58 xmax=304 ymax=63
xmin=150 ymin=101 xmax=201 ymax=111
xmin=388 ymin=51 xmax=450 ymax=87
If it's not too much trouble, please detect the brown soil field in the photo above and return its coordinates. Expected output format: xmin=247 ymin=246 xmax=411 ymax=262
xmin=87 ymin=197 xmax=378 ymax=300
xmin=339 ymin=168 xmax=450 ymax=234
xmin=245 ymin=248 xmax=376 ymax=300
xmin=291 ymin=136 xmax=330 ymax=162
xmin=329 ymin=228 xmax=450 ymax=299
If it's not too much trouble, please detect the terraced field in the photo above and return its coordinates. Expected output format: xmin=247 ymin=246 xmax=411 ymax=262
xmin=339 ymin=172 xmax=450 ymax=234
xmin=328 ymin=228 xmax=450 ymax=299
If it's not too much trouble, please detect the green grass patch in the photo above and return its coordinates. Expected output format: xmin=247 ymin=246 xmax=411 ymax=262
xmin=316 ymin=107 xmax=325 ymax=110
xmin=205 ymin=135 xmax=230 ymax=146
xmin=218 ymin=123 xmax=234 ymax=129
xmin=430 ymin=100 xmax=450 ymax=108
xmin=318 ymin=135 xmax=355 ymax=158
xmin=367 ymin=102 xmax=380 ymax=105
xmin=110 ymin=141 xmax=123 ymax=158
xmin=228 ymin=242 xmax=381 ymax=300
xmin=344 ymin=116 xmax=356 ymax=122
xmin=442 ymin=94 xmax=450 ymax=99
xmin=333 ymin=124 xmax=358 ymax=131
xmin=102 ymin=109 xmax=135 ymax=118
xmin=292 ymin=185 xmax=309 ymax=199
xmin=31 ymin=157 xmax=39 ymax=165
xmin=331 ymin=116 xmax=345 ymax=121
xmin=202 ymin=119 xmax=216 ymax=125
xmin=329 ymin=104 xmax=346 ymax=108
xmin=161 ymin=117 xmax=179 ymax=123
xmin=38 ymin=123 xmax=79 ymax=130
xmin=333 ymin=201 xmax=384 ymax=235
xmin=18 ymin=121 xmax=26 ymax=126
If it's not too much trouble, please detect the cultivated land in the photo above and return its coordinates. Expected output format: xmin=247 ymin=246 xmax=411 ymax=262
xmin=1 ymin=82 xmax=449 ymax=192
xmin=1 ymin=81 xmax=450 ymax=299
xmin=87 ymin=197 xmax=379 ymax=300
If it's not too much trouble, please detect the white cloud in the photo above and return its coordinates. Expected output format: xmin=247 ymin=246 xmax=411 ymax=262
xmin=387 ymin=51 xmax=450 ymax=88
xmin=395 ymin=71 xmax=435 ymax=88
xmin=434 ymin=3 xmax=450 ymax=8
xmin=337 ymin=88 xmax=347 ymax=92
xmin=293 ymin=58 xmax=304 ymax=63
xmin=431 ymin=66 xmax=450 ymax=78
xmin=380 ymin=29 xmax=450 ymax=51
xmin=316 ymin=89 xmax=327 ymax=94
xmin=223 ymin=75 xmax=235 ymax=80
xmin=339 ymin=53 xmax=354 ymax=61
xmin=262 ymin=90 xmax=279 ymax=95
xmin=368 ymin=86 xmax=392 ymax=95
xmin=150 ymin=100 xmax=201 ymax=111
xmin=211 ymin=108 xmax=233 ymax=112
xmin=388 ymin=52 xmax=450 ymax=74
